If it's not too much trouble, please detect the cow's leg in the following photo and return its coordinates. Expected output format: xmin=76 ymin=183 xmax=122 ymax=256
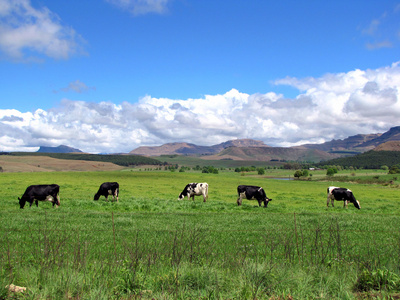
xmin=327 ymin=195 xmax=334 ymax=207
xmin=203 ymin=192 xmax=206 ymax=202
xmin=344 ymin=200 xmax=348 ymax=208
xmin=237 ymin=193 xmax=244 ymax=206
xmin=35 ymin=199 xmax=39 ymax=207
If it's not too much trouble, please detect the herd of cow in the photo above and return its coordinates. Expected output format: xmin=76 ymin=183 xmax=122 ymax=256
xmin=18 ymin=181 xmax=361 ymax=210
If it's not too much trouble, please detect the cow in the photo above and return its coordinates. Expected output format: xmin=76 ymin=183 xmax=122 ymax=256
xmin=237 ymin=185 xmax=272 ymax=207
xmin=178 ymin=182 xmax=209 ymax=202
xmin=327 ymin=186 xmax=361 ymax=209
xmin=94 ymin=182 xmax=119 ymax=202
xmin=18 ymin=184 xmax=60 ymax=209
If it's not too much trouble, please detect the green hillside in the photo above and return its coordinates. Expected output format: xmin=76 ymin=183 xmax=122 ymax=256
xmin=317 ymin=150 xmax=400 ymax=169
xmin=11 ymin=152 xmax=162 ymax=167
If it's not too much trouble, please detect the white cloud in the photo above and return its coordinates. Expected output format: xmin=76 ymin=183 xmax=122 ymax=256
xmin=360 ymin=6 xmax=400 ymax=50
xmin=106 ymin=0 xmax=170 ymax=16
xmin=0 ymin=0 xmax=84 ymax=61
xmin=0 ymin=62 xmax=400 ymax=153
xmin=54 ymin=80 xmax=96 ymax=94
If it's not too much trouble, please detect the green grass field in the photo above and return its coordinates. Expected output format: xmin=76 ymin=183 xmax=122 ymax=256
xmin=1 ymin=170 xmax=400 ymax=299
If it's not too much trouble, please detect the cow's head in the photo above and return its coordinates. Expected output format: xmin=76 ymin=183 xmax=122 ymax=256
xmin=94 ymin=193 xmax=100 ymax=201
xmin=264 ymin=197 xmax=272 ymax=208
xmin=353 ymin=200 xmax=361 ymax=209
xmin=18 ymin=197 xmax=26 ymax=209
xmin=258 ymin=187 xmax=272 ymax=208
xmin=346 ymin=190 xmax=360 ymax=209
xmin=178 ymin=192 xmax=186 ymax=200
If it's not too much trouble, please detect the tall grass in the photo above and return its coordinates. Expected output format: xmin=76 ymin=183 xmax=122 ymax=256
xmin=1 ymin=170 xmax=400 ymax=298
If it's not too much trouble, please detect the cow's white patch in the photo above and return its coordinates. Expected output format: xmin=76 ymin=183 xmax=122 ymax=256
xmin=45 ymin=195 xmax=54 ymax=202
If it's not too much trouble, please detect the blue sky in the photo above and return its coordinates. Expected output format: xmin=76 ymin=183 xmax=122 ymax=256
xmin=0 ymin=0 xmax=400 ymax=153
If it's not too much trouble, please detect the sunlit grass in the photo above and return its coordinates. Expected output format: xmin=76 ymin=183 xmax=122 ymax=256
xmin=1 ymin=170 xmax=400 ymax=299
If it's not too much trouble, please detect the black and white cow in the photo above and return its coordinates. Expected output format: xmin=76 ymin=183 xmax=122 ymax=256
xmin=237 ymin=185 xmax=272 ymax=207
xmin=327 ymin=186 xmax=360 ymax=209
xmin=178 ymin=182 xmax=209 ymax=202
xmin=94 ymin=182 xmax=119 ymax=202
xmin=18 ymin=184 xmax=60 ymax=209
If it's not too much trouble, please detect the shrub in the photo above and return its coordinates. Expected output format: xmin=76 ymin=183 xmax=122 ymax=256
xmin=294 ymin=170 xmax=303 ymax=179
xmin=354 ymin=268 xmax=400 ymax=292
xmin=326 ymin=168 xmax=335 ymax=176
xmin=389 ymin=165 xmax=400 ymax=174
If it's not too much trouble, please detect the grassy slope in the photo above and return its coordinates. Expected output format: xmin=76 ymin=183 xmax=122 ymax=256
xmin=1 ymin=170 xmax=400 ymax=299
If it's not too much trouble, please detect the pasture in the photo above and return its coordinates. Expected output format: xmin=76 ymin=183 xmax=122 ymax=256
xmin=1 ymin=170 xmax=400 ymax=299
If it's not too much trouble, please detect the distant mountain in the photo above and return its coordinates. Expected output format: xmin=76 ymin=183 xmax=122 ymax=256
xmin=203 ymin=146 xmax=339 ymax=162
xmin=374 ymin=141 xmax=400 ymax=151
xmin=301 ymin=126 xmax=400 ymax=152
xmin=357 ymin=126 xmax=400 ymax=148
xmin=37 ymin=145 xmax=83 ymax=153
xmin=129 ymin=139 xmax=268 ymax=156
xmin=129 ymin=126 xmax=400 ymax=162
xmin=299 ymin=133 xmax=381 ymax=152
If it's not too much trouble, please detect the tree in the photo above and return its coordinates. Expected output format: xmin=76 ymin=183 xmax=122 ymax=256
xmin=257 ymin=168 xmax=265 ymax=175
xmin=389 ymin=165 xmax=400 ymax=174
xmin=294 ymin=170 xmax=303 ymax=179
xmin=326 ymin=168 xmax=335 ymax=176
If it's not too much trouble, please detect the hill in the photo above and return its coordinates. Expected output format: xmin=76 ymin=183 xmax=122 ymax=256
xmin=357 ymin=126 xmax=400 ymax=148
xmin=11 ymin=152 xmax=162 ymax=167
xmin=0 ymin=155 xmax=124 ymax=172
xmin=299 ymin=133 xmax=380 ymax=152
xmin=130 ymin=139 xmax=268 ymax=156
xmin=203 ymin=146 xmax=339 ymax=162
xmin=37 ymin=145 xmax=83 ymax=153
xmin=317 ymin=150 xmax=400 ymax=169
xmin=301 ymin=126 xmax=400 ymax=152
xmin=374 ymin=141 xmax=400 ymax=151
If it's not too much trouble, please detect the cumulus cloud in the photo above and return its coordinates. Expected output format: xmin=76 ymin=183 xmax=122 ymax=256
xmin=0 ymin=0 xmax=84 ymax=61
xmin=1 ymin=62 xmax=400 ymax=153
xmin=105 ymin=0 xmax=170 ymax=16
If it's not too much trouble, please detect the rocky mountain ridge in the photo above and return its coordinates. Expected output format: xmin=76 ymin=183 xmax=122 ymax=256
xmin=36 ymin=126 xmax=400 ymax=162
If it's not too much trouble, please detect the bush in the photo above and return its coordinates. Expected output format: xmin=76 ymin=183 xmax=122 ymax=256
xmin=389 ymin=165 xmax=400 ymax=174
xmin=202 ymin=166 xmax=219 ymax=174
xmin=354 ymin=268 xmax=400 ymax=292
xmin=294 ymin=170 xmax=303 ymax=179
xmin=294 ymin=169 xmax=309 ymax=179
xmin=326 ymin=168 xmax=335 ymax=176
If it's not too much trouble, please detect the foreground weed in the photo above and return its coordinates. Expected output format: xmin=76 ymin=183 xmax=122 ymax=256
xmin=354 ymin=268 xmax=400 ymax=292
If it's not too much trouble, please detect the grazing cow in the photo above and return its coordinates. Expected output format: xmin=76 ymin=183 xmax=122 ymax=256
xmin=178 ymin=182 xmax=209 ymax=202
xmin=327 ymin=186 xmax=361 ymax=209
xmin=237 ymin=185 xmax=272 ymax=207
xmin=18 ymin=184 xmax=60 ymax=209
xmin=94 ymin=182 xmax=119 ymax=202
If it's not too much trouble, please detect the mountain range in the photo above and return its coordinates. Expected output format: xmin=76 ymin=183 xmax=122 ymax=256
xmin=129 ymin=126 xmax=400 ymax=162
xmin=37 ymin=126 xmax=400 ymax=162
